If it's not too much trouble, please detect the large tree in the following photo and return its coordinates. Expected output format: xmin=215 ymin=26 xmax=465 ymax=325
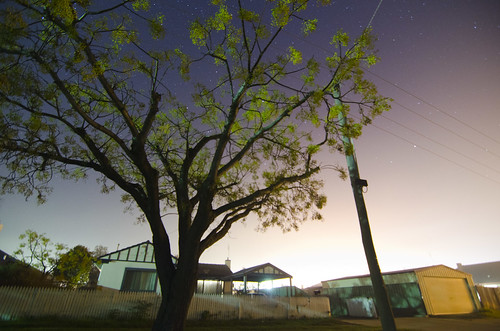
xmin=0 ymin=0 xmax=389 ymax=329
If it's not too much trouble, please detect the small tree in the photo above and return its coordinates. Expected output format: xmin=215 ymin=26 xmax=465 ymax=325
xmin=13 ymin=229 xmax=66 ymax=275
xmin=87 ymin=245 xmax=108 ymax=288
xmin=92 ymin=245 xmax=108 ymax=259
xmin=53 ymin=245 xmax=95 ymax=288
xmin=0 ymin=1 xmax=389 ymax=329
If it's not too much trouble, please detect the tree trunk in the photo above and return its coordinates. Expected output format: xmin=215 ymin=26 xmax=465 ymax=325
xmin=153 ymin=270 xmax=198 ymax=331
xmin=148 ymin=185 xmax=213 ymax=330
xmin=152 ymin=237 xmax=201 ymax=331
xmin=143 ymin=200 xmax=192 ymax=331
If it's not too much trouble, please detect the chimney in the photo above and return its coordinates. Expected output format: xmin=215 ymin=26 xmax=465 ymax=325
xmin=225 ymin=258 xmax=231 ymax=270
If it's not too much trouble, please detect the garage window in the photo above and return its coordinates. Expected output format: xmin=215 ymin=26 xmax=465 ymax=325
xmin=121 ymin=268 xmax=157 ymax=292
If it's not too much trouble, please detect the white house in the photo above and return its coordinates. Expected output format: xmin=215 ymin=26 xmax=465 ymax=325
xmin=97 ymin=241 xmax=167 ymax=293
xmin=97 ymin=241 xmax=234 ymax=294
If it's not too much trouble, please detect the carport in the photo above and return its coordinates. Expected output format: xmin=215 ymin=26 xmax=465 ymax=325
xmin=224 ymin=263 xmax=292 ymax=294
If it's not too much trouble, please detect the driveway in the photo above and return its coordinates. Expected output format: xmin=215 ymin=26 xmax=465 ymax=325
xmin=341 ymin=317 xmax=500 ymax=331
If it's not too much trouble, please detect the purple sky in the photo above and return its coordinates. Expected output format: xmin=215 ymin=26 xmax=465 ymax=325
xmin=1 ymin=0 xmax=499 ymax=288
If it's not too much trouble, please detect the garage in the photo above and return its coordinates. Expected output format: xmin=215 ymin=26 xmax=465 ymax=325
xmin=420 ymin=277 xmax=474 ymax=314
xmin=322 ymin=264 xmax=480 ymax=317
xmin=415 ymin=266 xmax=478 ymax=315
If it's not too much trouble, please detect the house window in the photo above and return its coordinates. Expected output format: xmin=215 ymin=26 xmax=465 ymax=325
xmin=196 ymin=280 xmax=223 ymax=294
xmin=121 ymin=268 xmax=158 ymax=292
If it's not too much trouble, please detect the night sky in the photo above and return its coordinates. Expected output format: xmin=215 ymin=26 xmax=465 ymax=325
xmin=1 ymin=0 xmax=499 ymax=288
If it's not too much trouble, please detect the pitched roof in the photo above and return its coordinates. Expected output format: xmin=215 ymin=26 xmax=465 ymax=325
xmin=98 ymin=242 xmax=231 ymax=280
xmin=99 ymin=240 xmax=157 ymax=263
xmin=223 ymin=263 xmax=292 ymax=282
xmin=0 ymin=249 xmax=19 ymax=265
xmin=324 ymin=264 xmax=469 ymax=283
xmin=98 ymin=242 xmax=290 ymax=283
xmin=197 ymin=263 xmax=232 ymax=280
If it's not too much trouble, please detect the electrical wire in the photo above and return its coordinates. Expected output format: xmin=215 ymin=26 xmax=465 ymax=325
xmin=364 ymin=69 xmax=500 ymax=146
xmin=379 ymin=114 xmax=500 ymax=175
xmin=366 ymin=120 xmax=500 ymax=185
xmin=390 ymin=100 xmax=500 ymax=160
xmin=165 ymin=1 xmax=500 ymax=184
xmin=278 ymin=7 xmax=500 ymax=151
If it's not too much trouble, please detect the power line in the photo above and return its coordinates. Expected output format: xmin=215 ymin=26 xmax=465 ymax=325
xmin=363 ymin=0 xmax=500 ymax=147
xmin=281 ymin=24 xmax=500 ymax=174
xmin=277 ymin=31 xmax=500 ymax=183
xmin=380 ymin=114 xmax=500 ymax=175
xmin=364 ymin=69 xmax=500 ymax=146
xmin=167 ymin=2 xmax=500 ymax=184
xmin=345 ymin=107 xmax=500 ymax=184
xmin=367 ymin=120 xmax=500 ymax=185
xmin=391 ymin=100 xmax=500 ymax=160
xmin=280 ymin=12 xmax=500 ymax=150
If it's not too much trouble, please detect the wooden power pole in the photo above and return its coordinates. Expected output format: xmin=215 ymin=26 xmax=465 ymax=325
xmin=334 ymin=86 xmax=397 ymax=331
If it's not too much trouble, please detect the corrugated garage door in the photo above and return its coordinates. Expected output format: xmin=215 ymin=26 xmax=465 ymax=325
xmin=423 ymin=277 xmax=475 ymax=315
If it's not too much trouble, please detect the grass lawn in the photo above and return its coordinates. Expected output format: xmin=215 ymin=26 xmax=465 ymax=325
xmin=188 ymin=318 xmax=377 ymax=330
xmin=0 ymin=318 xmax=378 ymax=331
xmin=2 ymin=310 xmax=498 ymax=330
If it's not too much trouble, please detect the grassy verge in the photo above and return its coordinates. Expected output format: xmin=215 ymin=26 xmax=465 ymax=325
xmin=431 ymin=308 xmax=500 ymax=320
xmin=0 ymin=317 xmax=376 ymax=331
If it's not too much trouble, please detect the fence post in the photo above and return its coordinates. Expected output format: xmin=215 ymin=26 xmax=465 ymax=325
xmin=238 ymin=300 xmax=242 ymax=320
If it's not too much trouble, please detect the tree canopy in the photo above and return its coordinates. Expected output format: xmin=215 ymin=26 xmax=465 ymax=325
xmin=13 ymin=229 xmax=66 ymax=275
xmin=53 ymin=245 xmax=95 ymax=287
xmin=11 ymin=229 xmax=103 ymax=288
xmin=0 ymin=0 xmax=390 ymax=329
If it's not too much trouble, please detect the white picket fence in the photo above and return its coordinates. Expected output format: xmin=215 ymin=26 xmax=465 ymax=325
xmin=0 ymin=286 xmax=330 ymax=321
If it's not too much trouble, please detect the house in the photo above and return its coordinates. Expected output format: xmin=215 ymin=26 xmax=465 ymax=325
xmin=97 ymin=242 xmax=292 ymax=296
xmin=457 ymin=261 xmax=500 ymax=287
xmin=97 ymin=241 xmax=162 ymax=293
xmin=0 ymin=249 xmax=18 ymax=265
xmin=97 ymin=241 xmax=231 ymax=294
xmin=196 ymin=262 xmax=233 ymax=294
xmin=321 ymin=265 xmax=480 ymax=317
xmin=0 ymin=249 xmax=52 ymax=287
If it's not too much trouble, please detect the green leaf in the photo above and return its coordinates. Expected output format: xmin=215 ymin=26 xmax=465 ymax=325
xmin=271 ymin=1 xmax=290 ymax=27
xmin=302 ymin=18 xmax=317 ymax=36
xmin=239 ymin=8 xmax=259 ymax=22
xmin=366 ymin=54 xmax=378 ymax=66
xmin=288 ymin=46 xmax=302 ymax=65
xmin=331 ymin=29 xmax=349 ymax=47
xmin=307 ymin=144 xmax=320 ymax=154
xmin=132 ymin=0 xmax=150 ymax=11
xmin=47 ymin=0 xmax=76 ymax=24
xmin=149 ymin=14 xmax=165 ymax=40
xmin=190 ymin=20 xmax=207 ymax=46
